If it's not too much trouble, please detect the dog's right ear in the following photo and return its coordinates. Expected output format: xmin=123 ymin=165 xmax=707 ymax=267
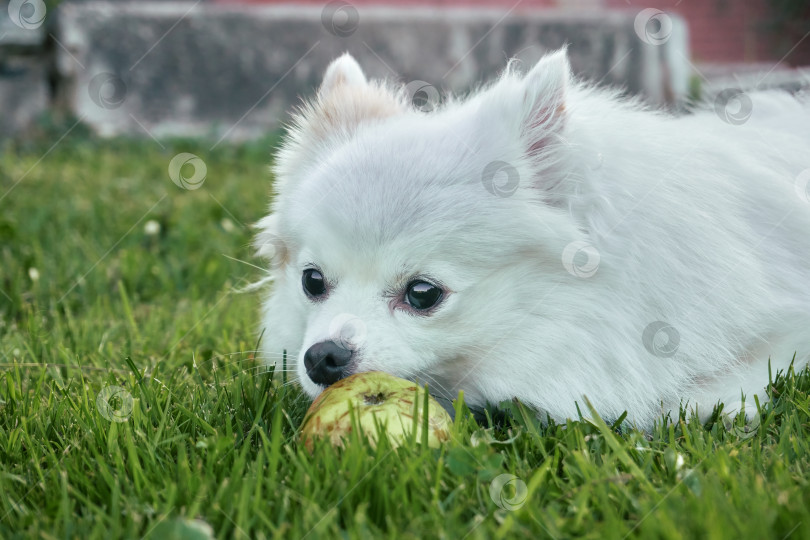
xmin=319 ymin=53 xmax=367 ymax=97
xmin=273 ymin=54 xmax=402 ymax=196
xmin=309 ymin=53 xmax=403 ymax=135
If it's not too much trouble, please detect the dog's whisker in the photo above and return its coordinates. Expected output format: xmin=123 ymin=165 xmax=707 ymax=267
xmin=253 ymin=352 xmax=293 ymax=359
xmin=191 ymin=356 xmax=264 ymax=371
xmin=186 ymin=350 xmax=263 ymax=367
xmin=391 ymin=368 xmax=455 ymax=400
xmin=234 ymin=274 xmax=275 ymax=293
xmin=222 ymin=253 xmax=271 ymax=274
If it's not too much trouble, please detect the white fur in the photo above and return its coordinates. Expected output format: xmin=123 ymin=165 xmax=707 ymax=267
xmin=256 ymin=50 xmax=810 ymax=429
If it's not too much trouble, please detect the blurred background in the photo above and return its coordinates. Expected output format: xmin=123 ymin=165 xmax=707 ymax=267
xmin=1 ymin=0 xmax=808 ymax=141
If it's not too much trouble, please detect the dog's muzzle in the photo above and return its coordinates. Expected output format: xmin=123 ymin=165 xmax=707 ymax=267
xmin=304 ymin=340 xmax=353 ymax=386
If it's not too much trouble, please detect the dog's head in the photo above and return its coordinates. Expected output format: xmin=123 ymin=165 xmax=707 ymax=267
xmin=255 ymin=50 xmax=588 ymax=404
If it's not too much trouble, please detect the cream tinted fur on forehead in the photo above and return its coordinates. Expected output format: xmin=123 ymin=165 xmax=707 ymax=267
xmin=270 ymin=54 xmax=405 ymax=197
xmin=258 ymin=50 xmax=575 ymax=252
xmin=256 ymin=49 xmax=810 ymax=429
xmin=253 ymin=54 xmax=406 ymax=263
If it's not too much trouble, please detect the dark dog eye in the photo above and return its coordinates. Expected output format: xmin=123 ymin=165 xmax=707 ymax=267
xmin=302 ymin=269 xmax=327 ymax=298
xmin=405 ymin=281 xmax=443 ymax=310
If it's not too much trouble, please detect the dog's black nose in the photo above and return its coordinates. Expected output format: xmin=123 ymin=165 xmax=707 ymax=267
xmin=304 ymin=340 xmax=353 ymax=386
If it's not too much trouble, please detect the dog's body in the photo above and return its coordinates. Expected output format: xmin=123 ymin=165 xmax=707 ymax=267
xmin=256 ymin=50 xmax=810 ymax=429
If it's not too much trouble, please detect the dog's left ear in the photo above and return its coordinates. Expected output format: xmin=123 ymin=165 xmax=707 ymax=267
xmin=521 ymin=49 xmax=570 ymax=155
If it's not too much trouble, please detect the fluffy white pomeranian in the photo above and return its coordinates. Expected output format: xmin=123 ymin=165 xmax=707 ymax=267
xmin=255 ymin=49 xmax=810 ymax=428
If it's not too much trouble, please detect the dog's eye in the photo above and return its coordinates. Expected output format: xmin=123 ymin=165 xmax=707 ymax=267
xmin=405 ymin=281 xmax=443 ymax=311
xmin=302 ymin=269 xmax=327 ymax=298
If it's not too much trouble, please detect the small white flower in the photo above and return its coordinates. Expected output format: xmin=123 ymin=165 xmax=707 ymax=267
xmin=675 ymin=453 xmax=685 ymax=470
xmin=144 ymin=220 xmax=161 ymax=236
xmin=220 ymin=218 xmax=236 ymax=233
xmin=28 ymin=267 xmax=40 ymax=282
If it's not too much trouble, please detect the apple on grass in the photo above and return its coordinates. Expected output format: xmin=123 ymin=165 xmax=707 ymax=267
xmin=299 ymin=371 xmax=453 ymax=450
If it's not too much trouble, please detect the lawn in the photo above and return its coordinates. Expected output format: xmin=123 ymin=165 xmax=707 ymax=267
xmin=1 ymin=124 xmax=809 ymax=539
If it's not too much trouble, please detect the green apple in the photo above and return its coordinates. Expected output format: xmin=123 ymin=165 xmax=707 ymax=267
xmin=300 ymin=371 xmax=452 ymax=450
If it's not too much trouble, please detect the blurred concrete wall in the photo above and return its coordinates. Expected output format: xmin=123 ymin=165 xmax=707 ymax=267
xmin=0 ymin=8 xmax=49 ymax=138
xmin=5 ymin=1 xmax=693 ymax=140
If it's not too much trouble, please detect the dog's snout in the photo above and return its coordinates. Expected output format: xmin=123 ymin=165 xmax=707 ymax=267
xmin=304 ymin=340 xmax=353 ymax=386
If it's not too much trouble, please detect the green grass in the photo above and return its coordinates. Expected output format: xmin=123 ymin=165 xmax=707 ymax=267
xmin=1 ymin=125 xmax=809 ymax=539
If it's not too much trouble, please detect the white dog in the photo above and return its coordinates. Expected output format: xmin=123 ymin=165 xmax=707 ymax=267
xmin=255 ymin=49 xmax=810 ymax=429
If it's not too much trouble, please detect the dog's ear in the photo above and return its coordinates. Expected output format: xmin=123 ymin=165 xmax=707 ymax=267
xmin=521 ymin=49 xmax=570 ymax=155
xmin=320 ymin=53 xmax=367 ymax=97
xmin=272 ymin=54 xmax=403 ymax=196
xmin=312 ymin=53 xmax=403 ymax=133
